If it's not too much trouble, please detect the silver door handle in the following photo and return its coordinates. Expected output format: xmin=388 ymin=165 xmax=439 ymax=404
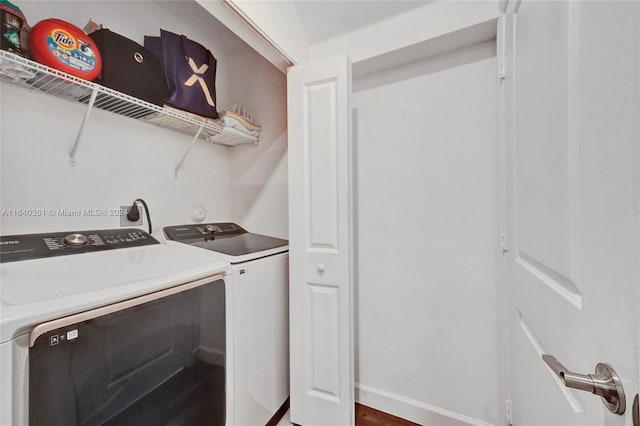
xmin=542 ymin=354 xmax=626 ymax=415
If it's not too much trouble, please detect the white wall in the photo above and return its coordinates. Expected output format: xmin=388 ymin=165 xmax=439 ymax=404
xmin=227 ymin=47 xmax=288 ymax=239
xmin=221 ymin=0 xmax=310 ymax=65
xmin=352 ymin=40 xmax=500 ymax=425
xmin=194 ymin=0 xmax=292 ymax=72
xmin=1 ymin=0 xmax=287 ymax=238
xmin=219 ymin=1 xmax=498 ymax=68
xmin=0 ymin=84 xmax=231 ymax=235
xmin=309 ymin=1 xmax=499 ymax=63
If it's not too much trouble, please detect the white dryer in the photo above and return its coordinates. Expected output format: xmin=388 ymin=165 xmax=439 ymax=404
xmin=0 ymin=228 xmax=231 ymax=426
xmin=163 ymin=223 xmax=289 ymax=426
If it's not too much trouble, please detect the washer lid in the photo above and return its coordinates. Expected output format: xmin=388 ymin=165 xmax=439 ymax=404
xmin=190 ymin=233 xmax=288 ymax=256
xmin=164 ymin=223 xmax=288 ymax=262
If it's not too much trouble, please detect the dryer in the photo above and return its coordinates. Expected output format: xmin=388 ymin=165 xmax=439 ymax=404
xmin=163 ymin=223 xmax=289 ymax=426
xmin=0 ymin=228 xmax=231 ymax=425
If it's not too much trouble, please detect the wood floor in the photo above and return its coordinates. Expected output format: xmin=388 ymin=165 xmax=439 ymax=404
xmin=283 ymin=403 xmax=419 ymax=426
xmin=355 ymin=403 xmax=420 ymax=426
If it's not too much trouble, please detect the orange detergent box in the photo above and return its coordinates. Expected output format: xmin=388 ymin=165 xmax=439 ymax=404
xmin=29 ymin=18 xmax=101 ymax=80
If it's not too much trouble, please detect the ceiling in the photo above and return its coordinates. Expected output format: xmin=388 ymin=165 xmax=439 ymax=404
xmin=291 ymin=1 xmax=432 ymax=44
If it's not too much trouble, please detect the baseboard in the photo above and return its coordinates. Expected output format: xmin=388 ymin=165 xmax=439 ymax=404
xmin=355 ymin=383 xmax=497 ymax=426
xmin=197 ymin=345 xmax=225 ymax=367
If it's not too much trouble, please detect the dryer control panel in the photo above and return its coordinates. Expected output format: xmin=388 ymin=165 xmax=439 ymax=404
xmin=0 ymin=228 xmax=158 ymax=263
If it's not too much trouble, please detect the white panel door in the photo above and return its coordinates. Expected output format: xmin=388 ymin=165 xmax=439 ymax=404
xmin=287 ymin=55 xmax=354 ymax=426
xmin=503 ymin=1 xmax=639 ymax=424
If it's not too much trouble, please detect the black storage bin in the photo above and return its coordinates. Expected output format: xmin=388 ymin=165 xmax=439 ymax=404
xmin=89 ymin=29 xmax=164 ymax=106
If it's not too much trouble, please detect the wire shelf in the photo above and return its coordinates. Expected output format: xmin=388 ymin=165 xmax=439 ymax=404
xmin=0 ymin=50 xmax=258 ymax=147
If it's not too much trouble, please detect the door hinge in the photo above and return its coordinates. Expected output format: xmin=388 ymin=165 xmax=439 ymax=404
xmin=505 ymin=399 xmax=513 ymax=426
xmin=497 ymin=14 xmax=507 ymax=81
xmin=500 ymin=226 xmax=508 ymax=256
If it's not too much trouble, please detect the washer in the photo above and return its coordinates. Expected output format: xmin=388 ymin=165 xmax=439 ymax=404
xmin=163 ymin=223 xmax=289 ymax=426
xmin=0 ymin=228 xmax=231 ymax=426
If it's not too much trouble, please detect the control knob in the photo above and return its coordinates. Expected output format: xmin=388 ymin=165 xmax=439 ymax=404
xmin=63 ymin=233 xmax=88 ymax=247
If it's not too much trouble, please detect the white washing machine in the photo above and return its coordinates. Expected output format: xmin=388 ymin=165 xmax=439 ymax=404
xmin=163 ymin=223 xmax=289 ymax=426
xmin=0 ymin=228 xmax=231 ymax=426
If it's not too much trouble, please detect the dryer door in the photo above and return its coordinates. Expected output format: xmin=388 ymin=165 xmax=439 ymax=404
xmin=29 ymin=275 xmax=226 ymax=426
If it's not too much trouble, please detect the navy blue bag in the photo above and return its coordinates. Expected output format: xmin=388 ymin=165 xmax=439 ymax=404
xmin=144 ymin=29 xmax=218 ymax=119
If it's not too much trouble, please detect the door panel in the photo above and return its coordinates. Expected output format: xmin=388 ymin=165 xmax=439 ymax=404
xmin=514 ymin=0 xmax=572 ymax=281
xmin=306 ymin=80 xmax=339 ymax=249
xmin=288 ymin=55 xmax=354 ymax=426
xmin=309 ymin=284 xmax=340 ymax=399
xmin=504 ymin=1 xmax=639 ymax=424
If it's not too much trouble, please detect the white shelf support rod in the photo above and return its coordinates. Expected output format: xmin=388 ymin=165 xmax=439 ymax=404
xmin=69 ymin=86 xmax=98 ymax=166
xmin=175 ymin=125 xmax=204 ymax=177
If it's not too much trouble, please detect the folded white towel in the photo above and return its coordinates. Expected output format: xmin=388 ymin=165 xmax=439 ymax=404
xmin=221 ymin=113 xmax=261 ymax=136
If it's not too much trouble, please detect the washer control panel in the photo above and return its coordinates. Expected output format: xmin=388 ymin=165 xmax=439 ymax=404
xmin=0 ymin=228 xmax=158 ymax=263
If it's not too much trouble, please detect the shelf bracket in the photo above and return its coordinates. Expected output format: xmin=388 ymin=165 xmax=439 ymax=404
xmin=69 ymin=87 xmax=98 ymax=166
xmin=174 ymin=125 xmax=205 ymax=177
